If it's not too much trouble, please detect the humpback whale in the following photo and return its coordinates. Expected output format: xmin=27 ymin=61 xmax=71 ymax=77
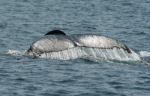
xmin=27 ymin=30 xmax=140 ymax=61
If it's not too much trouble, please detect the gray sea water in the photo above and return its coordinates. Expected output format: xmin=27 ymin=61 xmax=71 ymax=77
xmin=0 ymin=0 xmax=150 ymax=96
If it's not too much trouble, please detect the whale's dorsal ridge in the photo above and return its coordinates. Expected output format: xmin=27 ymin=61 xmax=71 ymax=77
xmin=45 ymin=30 xmax=66 ymax=35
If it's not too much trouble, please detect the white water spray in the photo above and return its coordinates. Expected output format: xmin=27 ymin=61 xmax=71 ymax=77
xmin=4 ymin=48 xmax=150 ymax=62
xmin=139 ymin=51 xmax=150 ymax=58
xmin=37 ymin=47 xmax=141 ymax=61
xmin=6 ymin=50 xmax=26 ymax=56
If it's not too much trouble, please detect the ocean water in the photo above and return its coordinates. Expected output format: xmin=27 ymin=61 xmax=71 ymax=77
xmin=0 ymin=0 xmax=150 ymax=96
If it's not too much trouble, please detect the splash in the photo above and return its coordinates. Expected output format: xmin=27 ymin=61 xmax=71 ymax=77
xmin=38 ymin=47 xmax=141 ymax=61
xmin=2 ymin=48 xmax=143 ymax=61
xmin=6 ymin=50 xmax=26 ymax=56
xmin=139 ymin=51 xmax=150 ymax=58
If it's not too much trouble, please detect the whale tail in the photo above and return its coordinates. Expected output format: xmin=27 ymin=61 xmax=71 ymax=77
xmin=45 ymin=30 xmax=66 ymax=35
xmin=26 ymin=30 xmax=142 ymax=61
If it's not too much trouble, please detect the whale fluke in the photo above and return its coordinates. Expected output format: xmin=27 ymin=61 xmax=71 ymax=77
xmin=45 ymin=30 xmax=66 ymax=35
xmin=26 ymin=30 xmax=141 ymax=61
xmin=28 ymin=35 xmax=76 ymax=54
xmin=71 ymin=34 xmax=132 ymax=53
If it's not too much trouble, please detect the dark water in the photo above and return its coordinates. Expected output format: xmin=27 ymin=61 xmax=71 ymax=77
xmin=0 ymin=0 xmax=150 ymax=96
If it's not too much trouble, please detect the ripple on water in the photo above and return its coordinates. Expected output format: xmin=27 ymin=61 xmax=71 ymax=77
xmin=0 ymin=0 xmax=150 ymax=96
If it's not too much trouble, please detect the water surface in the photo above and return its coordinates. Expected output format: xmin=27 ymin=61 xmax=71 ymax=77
xmin=0 ymin=0 xmax=150 ymax=96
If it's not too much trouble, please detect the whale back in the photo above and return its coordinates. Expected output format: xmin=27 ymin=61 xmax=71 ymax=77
xmin=45 ymin=30 xmax=66 ymax=35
